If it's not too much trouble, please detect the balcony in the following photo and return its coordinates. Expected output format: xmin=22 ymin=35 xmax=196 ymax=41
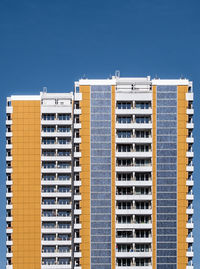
xmin=6 ymin=240 xmax=13 ymax=246
xmin=186 ymin=194 xmax=194 ymax=201
xmin=186 ymin=222 xmax=194 ymax=229
xmin=186 ymin=137 xmax=194 ymax=144
xmin=74 ymin=123 xmax=81 ymax=129
xmin=186 ymin=123 xmax=194 ymax=129
xmin=186 ymin=250 xmax=194 ymax=257
xmin=186 ymin=207 xmax=194 ymax=215
xmin=186 ymin=179 xmax=194 ymax=186
xmin=186 ymin=166 xmax=194 ymax=172
xmin=6 ymin=252 xmax=13 ymax=258
xmin=186 ymin=235 xmax=194 ymax=243
xmin=187 ymin=108 xmax=194 ymax=115
xmin=186 ymin=151 xmax=194 ymax=158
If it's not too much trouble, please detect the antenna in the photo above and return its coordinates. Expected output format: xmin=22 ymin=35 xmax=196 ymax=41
xmin=115 ymin=70 xmax=120 ymax=78
xmin=43 ymin=87 xmax=47 ymax=93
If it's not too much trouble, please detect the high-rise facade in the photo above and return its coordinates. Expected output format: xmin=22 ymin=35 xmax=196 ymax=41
xmin=6 ymin=75 xmax=194 ymax=269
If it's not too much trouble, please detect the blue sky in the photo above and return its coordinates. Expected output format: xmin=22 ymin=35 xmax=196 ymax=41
xmin=0 ymin=0 xmax=200 ymax=267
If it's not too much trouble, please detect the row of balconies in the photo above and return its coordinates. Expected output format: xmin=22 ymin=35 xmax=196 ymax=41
xmin=41 ymin=167 xmax=81 ymax=173
xmin=115 ymin=108 xmax=152 ymax=115
xmin=116 ymin=209 xmax=152 ymax=215
xmin=116 ymin=252 xmax=152 ymax=258
xmin=41 ymin=251 xmax=81 ymax=258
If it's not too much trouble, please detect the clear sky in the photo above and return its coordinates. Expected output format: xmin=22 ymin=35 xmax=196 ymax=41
xmin=0 ymin=0 xmax=200 ymax=267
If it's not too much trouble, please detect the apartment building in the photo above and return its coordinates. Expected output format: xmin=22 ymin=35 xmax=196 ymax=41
xmin=6 ymin=75 xmax=194 ymax=269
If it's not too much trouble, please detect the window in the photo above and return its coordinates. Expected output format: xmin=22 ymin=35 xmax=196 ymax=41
xmin=42 ymin=258 xmax=56 ymax=265
xmin=43 ymin=234 xmax=55 ymax=241
xmin=43 ymin=162 xmax=55 ymax=168
xmin=43 ymin=198 xmax=55 ymax=205
xmin=136 ymin=230 xmax=151 ymax=238
xmin=58 ymin=210 xmax=70 ymax=217
xmin=58 ymin=174 xmax=70 ymax=180
xmin=135 ymin=159 xmax=151 ymax=166
xmin=58 ymin=246 xmax=70 ymax=253
xmin=135 ymin=145 xmax=150 ymax=152
xmin=118 ymin=201 xmax=132 ymax=209
xmin=58 ymin=150 xmax=70 ymax=156
xmin=135 ymin=173 xmax=150 ymax=181
xmin=42 ymin=138 xmax=55 ymax=144
xmin=58 ymin=222 xmax=70 ymax=228
xmin=118 ymin=144 xmax=132 ymax=152
xmin=43 ymin=246 xmax=56 ymax=253
xmin=58 ymin=162 xmax=69 ymax=168
xmin=43 ymin=222 xmax=56 ymax=228
xmin=58 ymin=234 xmax=70 ymax=240
xmin=58 ymin=198 xmax=70 ymax=205
xmin=117 ymin=159 xmax=132 ymax=166
xmin=43 ymin=126 xmax=55 ymax=132
xmin=43 ymin=174 xmax=55 ymax=181
xmin=42 ymin=186 xmax=55 ymax=193
xmin=117 ymin=231 xmax=133 ymax=238
xmin=43 ymin=210 xmax=55 ymax=217
xmin=117 ymin=102 xmax=131 ymax=109
xmin=117 ymin=173 xmax=132 ymax=181
xmin=135 ymin=102 xmax=150 ymax=109
xmin=117 ymin=116 xmax=132 ymax=124
xmin=42 ymin=114 xmax=55 ymax=120
xmin=58 ymin=126 xmax=70 ymax=132
xmin=135 ymin=187 xmax=150 ymax=195
xmin=135 ymin=130 xmax=150 ymax=138
xmin=58 ymin=258 xmax=70 ymax=265
xmin=42 ymin=150 xmax=55 ymax=156
xmin=117 ymin=131 xmax=132 ymax=138
xmin=117 ymin=187 xmax=133 ymax=195
xmin=58 ymin=114 xmax=70 ymax=120
xmin=135 ymin=201 xmax=150 ymax=209
xmin=117 ymin=244 xmax=133 ymax=252
xmin=58 ymin=138 xmax=70 ymax=144
xmin=135 ymin=244 xmax=151 ymax=252
xmin=117 ymin=258 xmax=131 ymax=266
xmin=58 ymin=186 xmax=70 ymax=193
xmin=135 ymin=258 xmax=151 ymax=266
xmin=135 ymin=116 xmax=150 ymax=123
xmin=117 ymin=215 xmax=132 ymax=224
xmin=135 ymin=215 xmax=151 ymax=224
